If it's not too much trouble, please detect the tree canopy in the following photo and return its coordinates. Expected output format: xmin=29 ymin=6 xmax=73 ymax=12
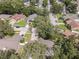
xmin=0 ymin=20 xmax=14 ymax=38
xmin=32 ymin=16 xmax=53 ymax=39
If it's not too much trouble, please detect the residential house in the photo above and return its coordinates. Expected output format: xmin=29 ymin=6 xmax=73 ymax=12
xmin=63 ymin=30 xmax=75 ymax=37
xmin=10 ymin=14 xmax=27 ymax=34
xmin=10 ymin=14 xmax=26 ymax=27
xmin=65 ymin=18 xmax=79 ymax=30
xmin=0 ymin=14 xmax=11 ymax=20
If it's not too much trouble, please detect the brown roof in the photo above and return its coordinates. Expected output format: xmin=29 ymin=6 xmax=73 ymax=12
xmin=11 ymin=14 xmax=26 ymax=21
xmin=63 ymin=30 xmax=75 ymax=37
xmin=65 ymin=18 xmax=79 ymax=30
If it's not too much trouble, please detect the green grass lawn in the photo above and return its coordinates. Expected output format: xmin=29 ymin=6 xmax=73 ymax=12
xmin=20 ymin=31 xmax=31 ymax=43
xmin=23 ymin=31 xmax=31 ymax=42
xmin=17 ymin=20 xmax=26 ymax=27
xmin=57 ymin=24 xmax=68 ymax=30
xmin=56 ymin=14 xmax=63 ymax=19
xmin=57 ymin=20 xmax=64 ymax=23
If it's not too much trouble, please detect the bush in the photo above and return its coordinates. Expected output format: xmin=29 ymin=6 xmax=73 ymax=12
xmin=20 ymin=39 xmax=25 ymax=43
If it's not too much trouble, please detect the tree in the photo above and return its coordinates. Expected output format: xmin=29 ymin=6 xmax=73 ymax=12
xmin=32 ymin=16 xmax=53 ymax=39
xmin=0 ymin=0 xmax=24 ymax=14
xmin=0 ymin=20 xmax=14 ymax=38
xmin=63 ymin=0 xmax=77 ymax=13
xmin=4 ymin=20 xmax=14 ymax=36
xmin=0 ymin=49 xmax=16 ymax=59
xmin=50 ymin=0 xmax=63 ymax=14
xmin=30 ymin=0 xmax=37 ymax=6
xmin=9 ymin=54 xmax=19 ymax=59
xmin=43 ymin=0 xmax=48 ymax=7
xmin=53 ymin=36 xmax=78 ymax=59
xmin=21 ymin=41 xmax=47 ymax=59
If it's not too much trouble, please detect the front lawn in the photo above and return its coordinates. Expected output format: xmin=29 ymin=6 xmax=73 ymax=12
xmin=57 ymin=20 xmax=64 ymax=23
xmin=56 ymin=13 xmax=63 ymax=19
xmin=17 ymin=20 xmax=26 ymax=27
xmin=57 ymin=24 xmax=68 ymax=30
xmin=23 ymin=30 xmax=31 ymax=42
xmin=20 ymin=30 xmax=31 ymax=43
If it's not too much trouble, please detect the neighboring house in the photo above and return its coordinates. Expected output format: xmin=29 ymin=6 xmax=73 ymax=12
xmin=10 ymin=14 xmax=27 ymax=35
xmin=10 ymin=14 xmax=26 ymax=21
xmin=10 ymin=14 xmax=26 ymax=27
xmin=0 ymin=14 xmax=11 ymax=20
xmin=63 ymin=30 xmax=75 ymax=37
xmin=65 ymin=18 xmax=79 ymax=30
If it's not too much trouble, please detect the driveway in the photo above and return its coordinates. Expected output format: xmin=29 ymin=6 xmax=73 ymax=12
xmin=0 ymin=34 xmax=23 ymax=51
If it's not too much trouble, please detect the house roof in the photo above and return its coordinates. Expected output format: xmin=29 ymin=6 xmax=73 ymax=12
xmin=11 ymin=14 xmax=26 ymax=21
xmin=0 ymin=14 xmax=11 ymax=19
xmin=65 ymin=18 xmax=79 ymax=29
xmin=63 ymin=30 xmax=75 ymax=37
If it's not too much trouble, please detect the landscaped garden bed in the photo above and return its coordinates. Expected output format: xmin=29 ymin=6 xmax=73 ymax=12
xmin=56 ymin=13 xmax=63 ymax=19
xmin=57 ymin=20 xmax=64 ymax=23
xmin=17 ymin=20 xmax=26 ymax=27
xmin=20 ymin=30 xmax=31 ymax=44
xmin=57 ymin=24 xmax=68 ymax=30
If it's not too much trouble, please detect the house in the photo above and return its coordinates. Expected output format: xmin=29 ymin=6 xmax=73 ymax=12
xmin=10 ymin=14 xmax=26 ymax=26
xmin=65 ymin=18 xmax=79 ymax=30
xmin=10 ymin=14 xmax=26 ymax=21
xmin=0 ymin=14 xmax=11 ymax=20
xmin=10 ymin=14 xmax=27 ymax=34
xmin=63 ymin=30 xmax=75 ymax=37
